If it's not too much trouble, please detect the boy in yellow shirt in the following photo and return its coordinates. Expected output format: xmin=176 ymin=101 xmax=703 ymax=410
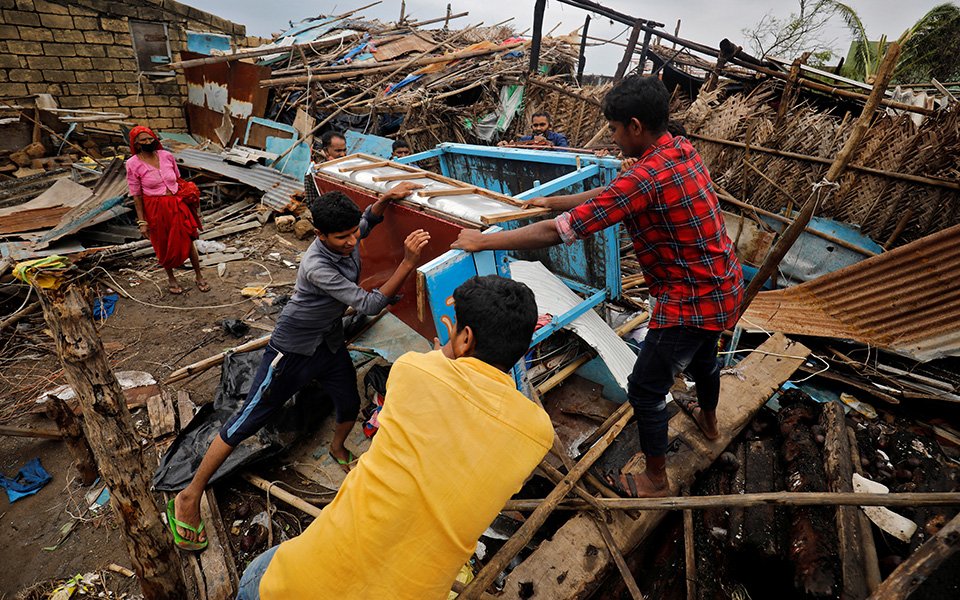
xmin=237 ymin=275 xmax=555 ymax=600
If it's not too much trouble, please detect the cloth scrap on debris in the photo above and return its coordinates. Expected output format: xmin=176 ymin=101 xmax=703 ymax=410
xmin=0 ymin=457 xmax=52 ymax=503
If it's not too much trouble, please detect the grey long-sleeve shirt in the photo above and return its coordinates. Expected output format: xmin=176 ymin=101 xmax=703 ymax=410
xmin=270 ymin=207 xmax=390 ymax=355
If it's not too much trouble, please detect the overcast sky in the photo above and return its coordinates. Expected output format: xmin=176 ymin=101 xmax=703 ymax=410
xmin=186 ymin=0 xmax=950 ymax=74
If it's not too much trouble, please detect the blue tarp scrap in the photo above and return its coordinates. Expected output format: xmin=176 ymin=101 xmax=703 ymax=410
xmin=0 ymin=458 xmax=52 ymax=503
xmin=93 ymin=292 xmax=118 ymax=320
xmin=385 ymin=74 xmax=423 ymax=96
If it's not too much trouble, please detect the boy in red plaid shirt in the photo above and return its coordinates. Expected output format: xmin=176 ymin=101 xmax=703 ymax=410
xmin=453 ymin=76 xmax=744 ymax=497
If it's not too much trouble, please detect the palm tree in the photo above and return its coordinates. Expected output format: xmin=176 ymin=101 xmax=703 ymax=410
xmin=835 ymin=2 xmax=960 ymax=83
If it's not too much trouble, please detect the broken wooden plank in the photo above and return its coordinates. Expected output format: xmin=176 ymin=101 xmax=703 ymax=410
xmin=496 ymin=333 xmax=810 ymax=600
xmin=146 ymin=392 xmax=177 ymax=441
xmin=176 ymin=390 xmax=196 ymax=432
xmin=198 ymin=252 xmax=245 ymax=268
xmin=198 ymin=221 xmax=261 ymax=241
xmin=867 ymin=511 xmax=960 ymax=600
xmin=822 ymin=401 xmax=869 ymax=600
xmin=192 ymin=489 xmax=240 ymax=600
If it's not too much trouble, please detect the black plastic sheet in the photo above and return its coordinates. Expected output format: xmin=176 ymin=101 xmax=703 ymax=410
xmin=152 ymin=348 xmax=330 ymax=492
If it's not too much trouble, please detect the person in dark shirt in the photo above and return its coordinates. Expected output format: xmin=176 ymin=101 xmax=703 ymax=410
xmin=168 ymin=183 xmax=428 ymax=551
xmin=498 ymin=111 xmax=569 ymax=148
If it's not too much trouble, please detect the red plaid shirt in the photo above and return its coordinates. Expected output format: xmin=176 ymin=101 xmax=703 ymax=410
xmin=556 ymin=133 xmax=744 ymax=330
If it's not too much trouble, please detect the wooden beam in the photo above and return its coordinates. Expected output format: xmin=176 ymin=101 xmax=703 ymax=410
xmin=739 ymin=42 xmax=901 ymax=314
xmin=867 ymin=511 xmax=960 ymax=599
xmin=577 ymin=15 xmax=591 ymax=84
xmin=39 ymin=285 xmax=186 ymax=599
xmin=529 ymin=0 xmax=547 ymax=74
xmin=44 ymin=396 xmax=97 ymax=486
xmin=822 ymin=402 xmax=869 ymax=600
xmin=0 ymin=424 xmax=64 ymax=440
xmin=614 ymin=20 xmax=643 ymax=82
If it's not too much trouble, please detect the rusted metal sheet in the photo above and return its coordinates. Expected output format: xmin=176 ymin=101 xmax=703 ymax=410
xmin=174 ymin=148 xmax=303 ymax=211
xmin=183 ymin=51 xmax=270 ymax=146
xmin=312 ymin=175 xmax=467 ymax=341
xmin=741 ymin=223 xmax=960 ymax=361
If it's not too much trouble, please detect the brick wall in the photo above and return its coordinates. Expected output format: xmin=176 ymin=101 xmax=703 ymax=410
xmin=0 ymin=0 xmax=247 ymax=132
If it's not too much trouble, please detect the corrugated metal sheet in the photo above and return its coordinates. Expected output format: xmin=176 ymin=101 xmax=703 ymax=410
xmin=740 ymin=223 xmax=960 ymax=361
xmin=32 ymin=158 xmax=129 ymax=249
xmin=175 ymin=148 xmax=303 ymax=211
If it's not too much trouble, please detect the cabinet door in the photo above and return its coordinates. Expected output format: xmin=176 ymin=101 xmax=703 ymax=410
xmin=416 ymin=227 xmax=510 ymax=345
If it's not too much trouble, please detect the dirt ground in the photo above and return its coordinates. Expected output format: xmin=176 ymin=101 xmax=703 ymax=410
xmin=0 ymin=223 xmax=312 ymax=598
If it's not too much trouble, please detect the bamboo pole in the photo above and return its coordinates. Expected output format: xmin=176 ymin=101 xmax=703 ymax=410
xmin=165 ymin=335 xmax=270 ymax=384
xmin=244 ymin=473 xmax=960 ymax=513
xmin=690 ymin=133 xmax=960 ymax=192
xmin=739 ymin=42 xmax=901 ymax=314
xmin=499 ymin=491 xmax=960 ymax=511
xmin=263 ymin=40 xmax=525 ymax=86
xmin=594 ymin=515 xmax=645 ymax=600
xmin=243 ymin=473 xmax=323 ymax=517
xmin=457 ymin=408 xmax=635 ymax=599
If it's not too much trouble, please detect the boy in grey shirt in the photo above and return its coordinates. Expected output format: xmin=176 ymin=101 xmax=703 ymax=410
xmin=168 ymin=182 xmax=428 ymax=550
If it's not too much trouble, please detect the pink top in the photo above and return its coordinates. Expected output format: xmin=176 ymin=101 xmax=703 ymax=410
xmin=126 ymin=150 xmax=181 ymax=197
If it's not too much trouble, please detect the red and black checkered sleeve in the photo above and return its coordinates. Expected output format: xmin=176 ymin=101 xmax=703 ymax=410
xmin=555 ymin=171 xmax=652 ymax=244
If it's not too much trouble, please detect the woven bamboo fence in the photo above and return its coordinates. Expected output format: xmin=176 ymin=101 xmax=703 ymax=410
xmin=678 ymin=83 xmax=960 ymax=247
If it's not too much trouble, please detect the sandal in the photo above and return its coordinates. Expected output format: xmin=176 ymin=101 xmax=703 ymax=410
xmin=674 ymin=395 xmax=720 ymax=441
xmin=329 ymin=450 xmax=356 ymax=473
xmin=196 ymin=280 xmax=211 ymax=293
xmin=165 ymin=498 xmax=208 ymax=551
xmin=168 ymin=284 xmax=184 ymax=295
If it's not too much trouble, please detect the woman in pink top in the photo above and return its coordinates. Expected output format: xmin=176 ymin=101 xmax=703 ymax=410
xmin=126 ymin=126 xmax=209 ymax=294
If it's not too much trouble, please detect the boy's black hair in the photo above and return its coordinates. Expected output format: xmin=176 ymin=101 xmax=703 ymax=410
xmin=309 ymin=190 xmax=362 ymax=234
xmin=667 ymin=119 xmax=687 ymax=137
xmin=320 ymin=130 xmax=345 ymax=149
xmin=452 ymin=275 xmax=538 ymax=370
xmin=602 ymin=76 xmax=670 ymax=133
xmin=392 ymin=139 xmax=410 ymax=151
xmin=531 ymin=111 xmax=551 ymax=123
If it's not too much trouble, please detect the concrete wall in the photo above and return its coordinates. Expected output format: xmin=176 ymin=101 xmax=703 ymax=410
xmin=0 ymin=0 xmax=252 ymax=131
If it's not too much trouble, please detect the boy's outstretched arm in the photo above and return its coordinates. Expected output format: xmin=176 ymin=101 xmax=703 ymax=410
xmin=451 ymin=219 xmax=561 ymax=252
xmin=370 ymin=181 xmax=423 ymax=217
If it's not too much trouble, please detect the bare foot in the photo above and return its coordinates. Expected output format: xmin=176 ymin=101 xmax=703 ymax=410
xmin=616 ymin=471 xmax=670 ymax=498
xmin=173 ymin=489 xmax=206 ymax=544
xmin=692 ymin=407 xmax=720 ymax=441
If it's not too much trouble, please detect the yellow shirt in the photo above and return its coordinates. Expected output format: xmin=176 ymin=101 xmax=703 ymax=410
xmin=259 ymin=350 xmax=554 ymax=600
